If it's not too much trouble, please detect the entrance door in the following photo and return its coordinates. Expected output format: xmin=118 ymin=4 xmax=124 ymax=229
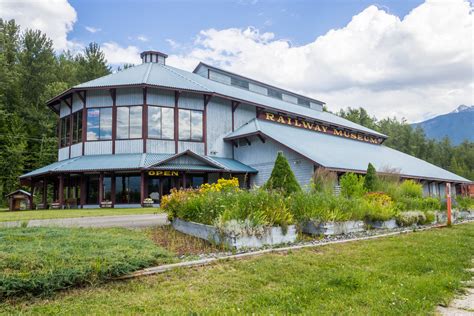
xmin=161 ymin=177 xmax=179 ymax=197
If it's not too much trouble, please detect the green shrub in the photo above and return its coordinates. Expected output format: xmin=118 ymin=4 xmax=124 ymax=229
xmin=397 ymin=180 xmax=423 ymax=199
xmin=340 ymin=173 xmax=366 ymax=198
xmin=0 ymin=228 xmax=172 ymax=298
xmin=421 ymin=197 xmax=441 ymax=211
xmin=363 ymin=192 xmax=397 ymax=221
xmin=289 ymin=192 xmax=366 ymax=222
xmin=364 ymin=163 xmax=378 ymax=192
xmin=264 ymin=152 xmax=301 ymax=195
xmin=312 ymin=167 xmax=337 ymax=195
xmin=396 ymin=211 xmax=426 ymax=226
xmin=456 ymin=196 xmax=474 ymax=210
xmin=163 ymin=187 xmax=294 ymax=228
xmin=424 ymin=211 xmax=436 ymax=224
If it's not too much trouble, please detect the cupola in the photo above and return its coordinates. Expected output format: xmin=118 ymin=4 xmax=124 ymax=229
xmin=140 ymin=50 xmax=168 ymax=65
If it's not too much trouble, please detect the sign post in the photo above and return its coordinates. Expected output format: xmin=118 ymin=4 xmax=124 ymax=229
xmin=446 ymin=183 xmax=452 ymax=226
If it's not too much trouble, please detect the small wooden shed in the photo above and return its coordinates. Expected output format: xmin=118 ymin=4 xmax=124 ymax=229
xmin=6 ymin=190 xmax=33 ymax=211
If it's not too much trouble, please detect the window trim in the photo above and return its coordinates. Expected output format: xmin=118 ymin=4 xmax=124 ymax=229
xmin=147 ymin=105 xmax=175 ymax=141
xmin=178 ymin=108 xmax=204 ymax=142
xmin=116 ymin=105 xmax=143 ymax=140
xmin=86 ymin=107 xmax=113 ymax=142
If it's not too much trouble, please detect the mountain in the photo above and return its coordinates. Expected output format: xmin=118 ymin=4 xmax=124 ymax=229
xmin=412 ymin=105 xmax=474 ymax=145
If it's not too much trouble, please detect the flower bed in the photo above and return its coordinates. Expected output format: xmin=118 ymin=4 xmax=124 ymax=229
xmin=172 ymin=218 xmax=296 ymax=249
xmin=163 ymin=179 xmax=296 ymax=248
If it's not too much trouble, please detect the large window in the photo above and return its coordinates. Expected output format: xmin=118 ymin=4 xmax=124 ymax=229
xmin=117 ymin=106 xmax=142 ymax=139
xmin=87 ymin=108 xmax=112 ymax=140
xmin=72 ymin=110 xmax=83 ymax=144
xmin=115 ymin=175 xmax=141 ymax=204
xmin=148 ymin=106 xmax=174 ymax=139
xmin=60 ymin=116 xmax=71 ymax=147
xmin=179 ymin=109 xmax=203 ymax=141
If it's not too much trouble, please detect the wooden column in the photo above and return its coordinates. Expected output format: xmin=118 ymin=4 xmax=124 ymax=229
xmin=182 ymin=172 xmax=187 ymax=189
xmin=174 ymin=91 xmax=180 ymax=154
xmin=140 ymin=171 xmax=145 ymax=206
xmin=81 ymin=91 xmax=87 ymax=154
xmin=42 ymin=177 xmax=47 ymax=207
xmin=58 ymin=175 xmax=64 ymax=209
xmin=80 ymin=174 xmax=86 ymax=208
xmin=99 ymin=173 xmax=104 ymax=204
xmin=143 ymin=87 xmax=148 ymax=153
xmin=111 ymin=89 xmax=117 ymax=154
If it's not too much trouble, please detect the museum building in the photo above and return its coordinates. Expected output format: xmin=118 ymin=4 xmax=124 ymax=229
xmin=19 ymin=51 xmax=472 ymax=208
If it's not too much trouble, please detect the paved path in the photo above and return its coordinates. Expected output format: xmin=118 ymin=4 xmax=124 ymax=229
xmin=0 ymin=213 xmax=169 ymax=228
xmin=437 ymin=266 xmax=474 ymax=315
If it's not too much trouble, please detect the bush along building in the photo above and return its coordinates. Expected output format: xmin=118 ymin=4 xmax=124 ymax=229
xmin=19 ymin=50 xmax=472 ymax=208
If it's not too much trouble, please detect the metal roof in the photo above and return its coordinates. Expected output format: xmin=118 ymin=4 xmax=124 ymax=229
xmin=225 ymin=119 xmax=471 ymax=183
xmin=20 ymin=152 xmax=256 ymax=178
xmin=69 ymin=62 xmax=385 ymax=138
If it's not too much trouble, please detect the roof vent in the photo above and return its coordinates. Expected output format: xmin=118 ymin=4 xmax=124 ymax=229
xmin=140 ymin=51 xmax=168 ymax=65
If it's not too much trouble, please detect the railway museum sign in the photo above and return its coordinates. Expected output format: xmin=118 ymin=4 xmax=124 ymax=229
xmin=259 ymin=112 xmax=382 ymax=144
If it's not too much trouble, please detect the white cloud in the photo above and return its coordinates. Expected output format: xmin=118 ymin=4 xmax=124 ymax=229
xmin=0 ymin=0 xmax=77 ymax=51
xmin=137 ymin=35 xmax=149 ymax=42
xmin=167 ymin=0 xmax=473 ymax=122
xmin=101 ymin=42 xmax=141 ymax=65
xmin=85 ymin=26 xmax=101 ymax=33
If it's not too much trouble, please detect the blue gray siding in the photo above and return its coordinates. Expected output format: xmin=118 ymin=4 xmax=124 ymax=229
xmin=116 ymin=88 xmax=142 ymax=106
xmin=86 ymin=90 xmax=112 ymax=107
xmin=234 ymin=136 xmax=314 ymax=187
xmin=234 ymin=103 xmax=256 ymax=130
xmin=147 ymin=88 xmax=174 ymax=106
xmin=84 ymin=141 xmax=112 ymax=155
xmin=58 ymin=147 xmax=69 ymax=161
xmin=147 ymin=139 xmax=175 ymax=154
xmin=179 ymin=92 xmax=204 ymax=110
xmin=178 ymin=141 xmax=205 ymax=155
xmin=115 ymin=139 xmax=143 ymax=154
xmin=72 ymin=93 xmax=83 ymax=113
xmin=70 ymin=143 xmax=82 ymax=158
xmin=59 ymin=101 xmax=71 ymax=118
xmin=206 ymin=97 xmax=233 ymax=158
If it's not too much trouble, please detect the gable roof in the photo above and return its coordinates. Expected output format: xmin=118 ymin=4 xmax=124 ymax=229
xmin=48 ymin=62 xmax=385 ymax=138
xmin=225 ymin=119 xmax=471 ymax=183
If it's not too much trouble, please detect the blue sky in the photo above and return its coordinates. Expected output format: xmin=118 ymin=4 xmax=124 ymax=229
xmin=69 ymin=0 xmax=424 ymax=54
xmin=1 ymin=0 xmax=471 ymax=121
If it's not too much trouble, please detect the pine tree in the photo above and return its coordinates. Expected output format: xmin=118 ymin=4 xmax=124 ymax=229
xmin=76 ymin=42 xmax=111 ymax=82
xmin=265 ymin=152 xmax=301 ymax=195
xmin=364 ymin=163 xmax=377 ymax=192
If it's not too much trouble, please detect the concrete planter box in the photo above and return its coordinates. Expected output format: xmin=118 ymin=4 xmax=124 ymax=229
xmin=301 ymin=220 xmax=365 ymax=236
xmin=367 ymin=219 xmax=398 ymax=229
xmin=436 ymin=211 xmax=458 ymax=223
xmin=458 ymin=210 xmax=474 ymax=220
xmin=172 ymin=218 xmax=297 ymax=249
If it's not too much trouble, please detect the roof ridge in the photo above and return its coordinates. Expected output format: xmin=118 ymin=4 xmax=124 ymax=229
xmin=52 ymin=156 xmax=80 ymax=171
xmin=160 ymin=64 xmax=212 ymax=92
xmin=142 ymin=63 xmax=153 ymax=83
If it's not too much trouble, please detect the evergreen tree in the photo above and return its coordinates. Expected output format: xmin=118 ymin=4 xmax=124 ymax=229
xmin=76 ymin=42 xmax=111 ymax=82
xmin=364 ymin=163 xmax=377 ymax=192
xmin=265 ymin=152 xmax=301 ymax=194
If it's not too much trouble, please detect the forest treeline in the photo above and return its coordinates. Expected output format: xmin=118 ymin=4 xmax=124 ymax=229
xmin=0 ymin=19 xmax=472 ymax=203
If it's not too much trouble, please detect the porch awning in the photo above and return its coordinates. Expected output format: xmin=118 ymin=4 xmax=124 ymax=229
xmin=20 ymin=151 xmax=257 ymax=179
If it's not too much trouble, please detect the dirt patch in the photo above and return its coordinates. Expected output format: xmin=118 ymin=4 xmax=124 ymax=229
xmin=149 ymin=226 xmax=224 ymax=256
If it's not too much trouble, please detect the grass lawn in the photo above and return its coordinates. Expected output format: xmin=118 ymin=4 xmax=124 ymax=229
xmin=0 ymin=207 xmax=161 ymax=222
xmin=2 ymin=223 xmax=473 ymax=314
xmin=0 ymin=227 xmax=173 ymax=299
